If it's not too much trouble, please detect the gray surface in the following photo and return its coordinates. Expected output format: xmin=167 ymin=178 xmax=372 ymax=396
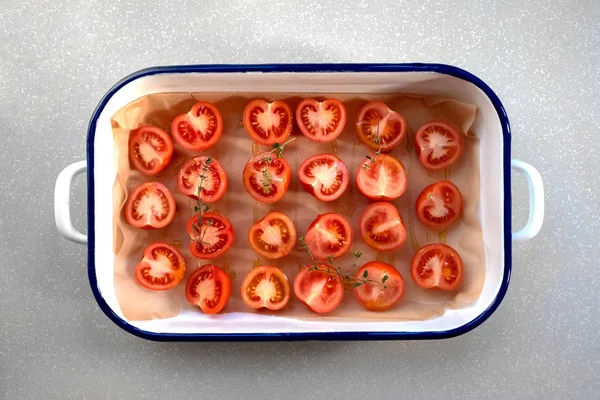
xmin=0 ymin=0 xmax=598 ymax=399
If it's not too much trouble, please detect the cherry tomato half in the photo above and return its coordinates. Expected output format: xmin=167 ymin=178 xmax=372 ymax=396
xmin=296 ymin=98 xmax=346 ymax=142
xmin=410 ymin=243 xmax=464 ymax=290
xmin=356 ymin=102 xmax=406 ymax=152
xmin=241 ymin=266 xmax=290 ymax=310
xmin=134 ymin=242 xmax=186 ymax=290
xmin=414 ymin=121 xmax=463 ymax=170
xmin=185 ymin=264 xmax=232 ymax=314
xmin=294 ymin=265 xmax=344 ymax=314
xmin=125 ymin=182 xmax=176 ymax=229
xmin=177 ymin=156 xmax=227 ymax=203
xmin=171 ymin=101 xmax=223 ymax=151
xmin=186 ymin=212 xmax=234 ymax=259
xmin=128 ymin=126 xmax=173 ymax=176
xmin=304 ymin=213 xmax=353 ymax=260
xmin=416 ymin=181 xmax=463 ymax=231
xmin=353 ymin=262 xmax=404 ymax=311
xmin=356 ymin=154 xmax=407 ymax=201
xmin=242 ymin=154 xmax=291 ymax=203
xmin=359 ymin=202 xmax=407 ymax=252
xmin=243 ymin=99 xmax=293 ymax=145
xmin=248 ymin=212 xmax=297 ymax=259
xmin=298 ymin=154 xmax=349 ymax=202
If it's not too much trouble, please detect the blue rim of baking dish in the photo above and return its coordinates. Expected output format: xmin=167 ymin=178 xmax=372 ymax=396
xmin=86 ymin=63 xmax=512 ymax=341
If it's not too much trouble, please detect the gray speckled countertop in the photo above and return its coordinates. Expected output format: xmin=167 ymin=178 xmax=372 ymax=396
xmin=1 ymin=0 xmax=599 ymax=399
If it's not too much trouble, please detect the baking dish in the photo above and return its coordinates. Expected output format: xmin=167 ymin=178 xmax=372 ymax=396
xmin=54 ymin=64 xmax=544 ymax=341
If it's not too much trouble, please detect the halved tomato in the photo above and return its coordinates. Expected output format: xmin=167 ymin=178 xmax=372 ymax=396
xmin=416 ymin=181 xmax=463 ymax=231
xmin=298 ymin=154 xmax=349 ymax=202
xmin=128 ymin=126 xmax=173 ymax=176
xmin=186 ymin=212 xmax=234 ymax=259
xmin=356 ymin=154 xmax=407 ymax=201
xmin=356 ymin=102 xmax=406 ymax=152
xmin=304 ymin=213 xmax=353 ymax=260
xmin=296 ymin=98 xmax=346 ymax=142
xmin=242 ymin=155 xmax=291 ymax=203
xmin=125 ymin=182 xmax=176 ymax=229
xmin=134 ymin=242 xmax=186 ymax=290
xmin=171 ymin=101 xmax=223 ymax=151
xmin=294 ymin=265 xmax=344 ymax=314
xmin=410 ymin=243 xmax=464 ymax=290
xmin=248 ymin=212 xmax=297 ymax=259
xmin=359 ymin=202 xmax=407 ymax=252
xmin=243 ymin=100 xmax=293 ymax=145
xmin=353 ymin=262 xmax=404 ymax=311
xmin=241 ymin=266 xmax=290 ymax=310
xmin=414 ymin=121 xmax=463 ymax=170
xmin=185 ymin=264 xmax=232 ymax=314
xmin=177 ymin=156 xmax=227 ymax=202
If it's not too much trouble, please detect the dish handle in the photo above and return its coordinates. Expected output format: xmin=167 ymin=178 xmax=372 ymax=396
xmin=55 ymin=160 xmax=88 ymax=244
xmin=511 ymin=159 xmax=544 ymax=243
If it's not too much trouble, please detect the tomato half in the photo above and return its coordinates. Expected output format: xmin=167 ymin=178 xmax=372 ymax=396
xmin=242 ymin=155 xmax=291 ymax=203
xmin=171 ymin=101 xmax=223 ymax=151
xmin=356 ymin=154 xmax=407 ymax=201
xmin=304 ymin=213 xmax=353 ymax=260
xmin=298 ymin=154 xmax=349 ymax=202
xmin=185 ymin=264 xmax=232 ymax=314
xmin=410 ymin=243 xmax=464 ymax=290
xmin=186 ymin=212 xmax=234 ymax=259
xmin=353 ymin=262 xmax=404 ymax=311
xmin=128 ymin=126 xmax=173 ymax=176
xmin=359 ymin=202 xmax=407 ymax=252
xmin=248 ymin=212 xmax=297 ymax=259
xmin=416 ymin=181 xmax=463 ymax=231
xmin=296 ymin=98 xmax=346 ymax=142
xmin=177 ymin=156 xmax=227 ymax=202
xmin=356 ymin=102 xmax=406 ymax=152
xmin=134 ymin=242 xmax=186 ymax=290
xmin=125 ymin=182 xmax=176 ymax=229
xmin=294 ymin=265 xmax=344 ymax=314
xmin=243 ymin=99 xmax=293 ymax=145
xmin=414 ymin=121 xmax=463 ymax=170
xmin=241 ymin=266 xmax=290 ymax=310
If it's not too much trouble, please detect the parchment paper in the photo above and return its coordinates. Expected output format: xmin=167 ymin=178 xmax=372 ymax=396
xmin=111 ymin=92 xmax=484 ymax=322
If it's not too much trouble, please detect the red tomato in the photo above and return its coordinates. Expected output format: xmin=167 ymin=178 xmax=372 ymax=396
xmin=134 ymin=242 xmax=186 ymax=290
xmin=410 ymin=243 xmax=464 ymax=290
xmin=414 ymin=121 xmax=463 ymax=170
xmin=185 ymin=264 xmax=232 ymax=314
xmin=416 ymin=181 xmax=463 ymax=231
xmin=243 ymin=99 xmax=293 ymax=145
xmin=241 ymin=266 xmax=290 ymax=310
xmin=186 ymin=212 xmax=234 ymax=259
xmin=356 ymin=154 xmax=407 ymax=201
xmin=298 ymin=154 xmax=349 ymax=202
xmin=356 ymin=102 xmax=406 ymax=152
xmin=128 ymin=126 xmax=173 ymax=176
xmin=353 ymin=262 xmax=404 ymax=311
xmin=125 ymin=182 xmax=176 ymax=229
xmin=294 ymin=265 xmax=344 ymax=314
xmin=304 ymin=213 xmax=353 ymax=260
xmin=171 ymin=101 xmax=223 ymax=151
xmin=248 ymin=212 xmax=297 ymax=259
xmin=242 ymin=155 xmax=291 ymax=203
xmin=359 ymin=202 xmax=407 ymax=252
xmin=296 ymin=98 xmax=347 ymax=142
xmin=177 ymin=156 xmax=227 ymax=202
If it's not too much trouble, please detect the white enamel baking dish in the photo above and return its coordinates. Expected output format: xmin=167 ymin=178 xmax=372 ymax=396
xmin=54 ymin=64 xmax=544 ymax=341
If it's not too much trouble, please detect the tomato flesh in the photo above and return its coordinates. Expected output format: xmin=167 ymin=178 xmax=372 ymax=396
xmin=414 ymin=121 xmax=463 ymax=170
xmin=125 ymin=182 xmax=176 ymax=229
xmin=359 ymin=202 xmax=407 ymax=251
xmin=416 ymin=181 xmax=463 ymax=231
xmin=241 ymin=266 xmax=290 ymax=310
xmin=304 ymin=213 xmax=353 ymax=260
xmin=243 ymin=100 xmax=293 ymax=145
xmin=410 ymin=244 xmax=464 ymax=290
xmin=298 ymin=154 xmax=349 ymax=202
xmin=353 ymin=262 xmax=404 ymax=311
xmin=356 ymin=102 xmax=406 ymax=152
xmin=185 ymin=264 xmax=232 ymax=314
xmin=248 ymin=212 xmax=297 ymax=259
xmin=296 ymin=98 xmax=346 ymax=142
xmin=134 ymin=242 xmax=186 ymax=290
xmin=128 ymin=126 xmax=173 ymax=176
xmin=356 ymin=154 xmax=407 ymax=201
xmin=171 ymin=101 xmax=223 ymax=151
xmin=294 ymin=265 xmax=344 ymax=314
xmin=177 ymin=156 xmax=227 ymax=202
xmin=187 ymin=212 xmax=234 ymax=259
xmin=243 ymin=155 xmax=291 ymax=203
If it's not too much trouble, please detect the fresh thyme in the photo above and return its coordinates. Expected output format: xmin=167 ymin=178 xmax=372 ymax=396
xmin=257 ymin=137 xmax=296 ymax=193
xmin=192 ymin=157 xmax=214 ymax=245
xmin=361 ymin=116 xmax=383 ymax=170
